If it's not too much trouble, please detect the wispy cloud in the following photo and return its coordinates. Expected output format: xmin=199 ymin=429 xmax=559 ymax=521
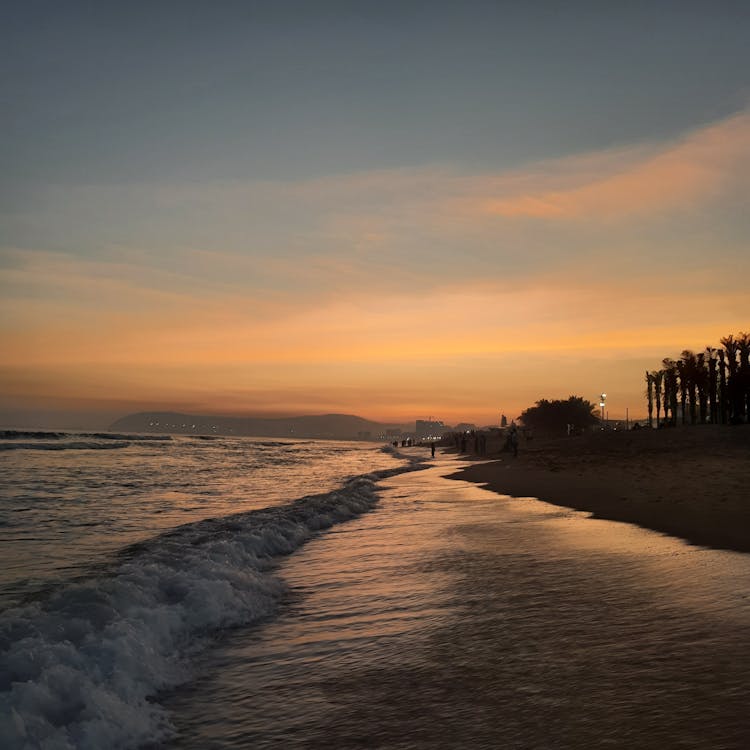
xmin=6 ymin=108 xmax=749 ymax=298
xmin=481 ymin=109 xmax=750 ymax=220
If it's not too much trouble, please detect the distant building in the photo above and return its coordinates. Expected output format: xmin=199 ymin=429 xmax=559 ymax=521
xmin=415 ymin=419 xmax=445 ymax=438
xmin=385 ymin=428 xmax=402 ymax=437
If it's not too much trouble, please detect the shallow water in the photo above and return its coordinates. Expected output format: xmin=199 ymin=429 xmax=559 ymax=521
xmin=165 ymin=458 xmax=750 ymax=749
xmin=0 ymin=435 xmax=402 ymax=606
xmin=3 ymin=439 xmax=749 ymax=749
xmin=0 ymin=436 xmax=413 ymax=749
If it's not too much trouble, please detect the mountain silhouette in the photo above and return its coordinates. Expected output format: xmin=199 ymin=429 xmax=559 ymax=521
xmin=109 ymin=411 xmax=408 ymax=440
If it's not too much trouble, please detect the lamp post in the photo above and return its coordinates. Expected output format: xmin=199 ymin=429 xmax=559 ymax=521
xmin=599 ymin=393 xmax=607 ymax=428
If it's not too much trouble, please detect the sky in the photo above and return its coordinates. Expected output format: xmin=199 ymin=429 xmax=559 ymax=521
xmin=1 ymin=1 xmax=749 ymax=429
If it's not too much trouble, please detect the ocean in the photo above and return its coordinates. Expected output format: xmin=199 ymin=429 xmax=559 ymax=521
xmin=2 ymin=432 xmax=750 ymax=749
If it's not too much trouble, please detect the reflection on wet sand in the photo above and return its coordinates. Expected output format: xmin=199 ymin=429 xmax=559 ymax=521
xmin=168 ymin=458 xmax=750 ymax=749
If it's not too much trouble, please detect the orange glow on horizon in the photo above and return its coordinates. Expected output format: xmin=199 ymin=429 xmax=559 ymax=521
xmin=2 ymin=110 xmax=749 ymax=428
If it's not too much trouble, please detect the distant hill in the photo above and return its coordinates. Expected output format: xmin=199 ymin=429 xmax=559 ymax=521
xmin=109 ymin=411 xmax=409 ymax=440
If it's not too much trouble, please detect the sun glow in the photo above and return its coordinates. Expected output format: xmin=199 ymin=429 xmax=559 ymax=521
xmin=2 ymin=110 xmax=749 ymax=426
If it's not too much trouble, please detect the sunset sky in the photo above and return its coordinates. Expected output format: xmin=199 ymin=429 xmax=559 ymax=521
xmin=2 ymin=1 xmax=749 ymax=429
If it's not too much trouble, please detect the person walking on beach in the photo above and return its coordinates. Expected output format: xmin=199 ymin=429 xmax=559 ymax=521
xmin=431 ymin=442 xmax=436 ymax=458
xmin=509 ymin=422 xmax=519 ymax=458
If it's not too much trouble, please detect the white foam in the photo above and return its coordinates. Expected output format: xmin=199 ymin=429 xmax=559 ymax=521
xmin=0 ymin=441 xmax=132 ymax=452
xmin=0 ymin=469 xmax=422 ymax=749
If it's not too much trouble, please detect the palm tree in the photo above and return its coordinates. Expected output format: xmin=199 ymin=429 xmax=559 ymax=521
xmin=653 ymin=370 xmax=664 ymax=427
xmin=645 ymin=370 xmax=654 ymax=428
xmin=739 ymin=332 xmax=750 ymax=368
xmin=706 ymin=347 xmax=718 ymax=423
xmin=695 ymin=352 xmax=708 ymax=424
xmin=647 ymin=332 xmax=750 ymax=427
xmin=664 ymin=366 xmax=673 ymax=424
xmin=721 ymin=335 xmax=740 ymax=423
xmin=717 ymin=349 xmax=728 ymax=424
xmin=680 ymin=350 xmax=699 ymax=425
xmin=676 ymin=359 xmax=688 ymax=425
xmin=738 ymin=331 xmax=750 ymax=423
xmin=662 ymin=358 xmax=678 ymax=426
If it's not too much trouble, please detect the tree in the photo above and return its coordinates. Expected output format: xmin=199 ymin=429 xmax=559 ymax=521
xmin=519 ymin=396 xmax=599 ymax=433
xmin=706 ymin=347 xmax=718 ymax=424
xmin=695 ymin=352 xmax=708 ymax=424
xmin=645 ymin=371 xmax=654 ymax=428
xmin=646 ymin=331 xmax=750 ymax=427
xmin=680 ymin=350 xmax=698 ymax=425
xmin=738 ymin=332 xmax=750 ymax=423
xmin=676 ymin=359 xmax=688 ymax=425
xmin=653 ymin=370 xmax=664 ymax=427
xmin=662 ymin=358 xmax=679 ymax=426
xmin=721 ymin=335 xmax=741 ymax=423
xmin=717 ymin=349 xmax=728 ymax=424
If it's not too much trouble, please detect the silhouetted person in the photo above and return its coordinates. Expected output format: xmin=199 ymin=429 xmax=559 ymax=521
xmin=431 ymin=442 xmax=435 ymax=458
xmin=509 ymin=422 xmax=519 ymax=457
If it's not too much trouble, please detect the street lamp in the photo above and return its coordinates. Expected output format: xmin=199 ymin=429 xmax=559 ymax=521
xmin=599 ymin=393 xmax=607 ymax=427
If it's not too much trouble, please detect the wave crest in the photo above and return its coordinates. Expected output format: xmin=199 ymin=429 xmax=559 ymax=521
xmin=0 ymin=441 xmax=132 ymax=452
xmin=0 ymin=465 xmax=421 ymax=750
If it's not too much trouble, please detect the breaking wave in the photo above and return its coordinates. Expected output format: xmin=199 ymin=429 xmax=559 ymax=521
xmin=0 ymin=461 xmax=424 ymax=750
xmin=0 ymin=431 xmax=173 ymax=452
xmin=0 ymin=441 xmax=132 ymax=452
xmin=0 ymin=430 xmax=171 ymax=442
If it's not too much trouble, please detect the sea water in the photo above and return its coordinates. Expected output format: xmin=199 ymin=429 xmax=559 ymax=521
xmin=0 ymin=433 xmax=419 ymax=748
xmin=3 ymin=433 xmax=750 ymax=749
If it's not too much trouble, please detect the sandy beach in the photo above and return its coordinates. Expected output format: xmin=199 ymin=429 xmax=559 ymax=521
xmin=167 ymin=457 xmax=750 ymax=749
xmin=448 ymin=425 xmax=750 ymax=554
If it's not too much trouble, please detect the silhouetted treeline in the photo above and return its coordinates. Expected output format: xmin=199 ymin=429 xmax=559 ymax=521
xmin=645 ymin=332 xmax=750 ymax=427
xmin=519 ymin=396 xmax=599 ymax=433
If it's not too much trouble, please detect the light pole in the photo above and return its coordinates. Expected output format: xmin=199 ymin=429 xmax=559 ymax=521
xmin=600 ymin=393 xmax=607 ymax=428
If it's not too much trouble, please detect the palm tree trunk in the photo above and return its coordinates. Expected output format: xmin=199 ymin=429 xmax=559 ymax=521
xmin=739 ymin=332 xmax=750 ymax=423
xmin=718 ymin=351 xmax=728 ymax=424
xmin=707 ymin=350 xmax=717 ymax=424
xmin=696 ymin=354 xmax=708 ymax=424
xmin=722 ymin=336 xmax=740 ymax=423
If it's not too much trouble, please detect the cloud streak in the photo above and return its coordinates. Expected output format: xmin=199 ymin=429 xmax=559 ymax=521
xmin=482 ymin=109 xmax=750 ymax=220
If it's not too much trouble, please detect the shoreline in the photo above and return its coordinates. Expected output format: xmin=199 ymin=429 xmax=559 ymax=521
xmin=446 ymin=424 xmax=750 ymax=554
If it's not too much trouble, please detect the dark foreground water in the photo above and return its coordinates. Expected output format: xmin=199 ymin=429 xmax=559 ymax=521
xmin=166 ymin=461 xmax=750 ymax=750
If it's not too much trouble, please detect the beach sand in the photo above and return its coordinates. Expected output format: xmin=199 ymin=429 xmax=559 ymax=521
xmin=448 ymin=425 xmax=750 ymax=553
xmin=168 ymin=458 xmax=750 ymax=749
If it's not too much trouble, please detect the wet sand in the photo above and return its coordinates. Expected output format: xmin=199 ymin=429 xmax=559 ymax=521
xmin=448 ymin=425 xmax=750 ymax=553
xmin=167 ymin=459 xmax=750 ymax=749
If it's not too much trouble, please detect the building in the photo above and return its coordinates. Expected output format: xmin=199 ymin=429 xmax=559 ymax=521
xmin=415 ymin=419 xmax=445 ymax=438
